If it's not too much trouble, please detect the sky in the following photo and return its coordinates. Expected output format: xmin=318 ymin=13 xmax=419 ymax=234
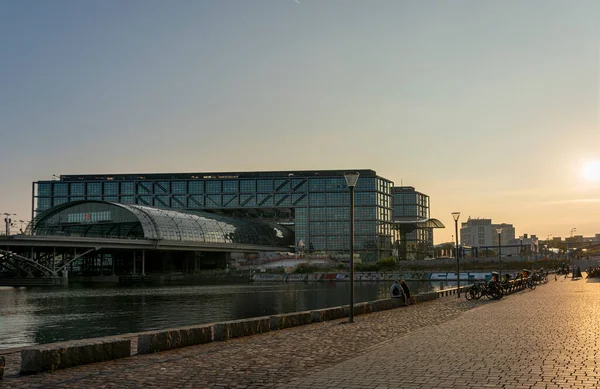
xmin=1 ymin=0 xmax=600 ymax=244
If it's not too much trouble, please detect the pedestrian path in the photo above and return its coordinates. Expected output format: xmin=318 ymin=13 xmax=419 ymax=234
xmin=1 ymin=277 xmax=595 ymax=388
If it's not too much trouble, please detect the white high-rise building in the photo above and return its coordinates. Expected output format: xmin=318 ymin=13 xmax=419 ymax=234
xmin=460 ymin=217 xmax=516 ymax=248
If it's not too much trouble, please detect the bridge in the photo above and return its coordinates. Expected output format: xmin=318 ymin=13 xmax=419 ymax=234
xmin=0 ymin=200 xmax=294 ymax=285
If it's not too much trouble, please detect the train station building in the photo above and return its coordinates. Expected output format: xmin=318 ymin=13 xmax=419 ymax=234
xmin=31 ymin=170 xmax=444 ymax=263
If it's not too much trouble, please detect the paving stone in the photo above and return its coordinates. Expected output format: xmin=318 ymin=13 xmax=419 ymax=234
xmin=1 ymin=278 xmax=598 ymax=388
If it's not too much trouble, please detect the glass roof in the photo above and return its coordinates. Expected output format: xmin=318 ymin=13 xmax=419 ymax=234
xmin=33 ymin=200 xmax=294 ymax=247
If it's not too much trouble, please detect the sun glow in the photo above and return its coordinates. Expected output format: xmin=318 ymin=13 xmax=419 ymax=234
xmin=582 ymin=160 xmax=600 ymax=181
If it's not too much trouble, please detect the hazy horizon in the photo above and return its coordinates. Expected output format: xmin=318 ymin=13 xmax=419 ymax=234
xmin=2 ymin=0 xmax=600 ymax=244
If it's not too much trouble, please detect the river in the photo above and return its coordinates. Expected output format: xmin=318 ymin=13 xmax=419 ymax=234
xmin=0 ymin=280 xmax=454 ymax=349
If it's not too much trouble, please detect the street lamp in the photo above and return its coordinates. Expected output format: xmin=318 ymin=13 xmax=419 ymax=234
xmin=519 ymin=235 xmax=523 ymax=259
xmin=344 ymin=171 xmax=360 ymax=323
xmin=451 ymin=212 xmax=461 ymax=297
xmin=496 ymin=227 xmax=503 ymax=278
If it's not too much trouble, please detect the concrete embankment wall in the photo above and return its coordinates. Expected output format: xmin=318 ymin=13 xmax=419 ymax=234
xmin=4 ymin=287 xmax=467 ymax=377
xmin=253 ymin=271 xmax=493 ymax=282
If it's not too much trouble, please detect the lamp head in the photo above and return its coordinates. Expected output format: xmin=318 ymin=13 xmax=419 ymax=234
xmin=343 ymin=172 xmax=360 ymax=188
xmin=496 ymin=227 xmax=503 ymax=234
xmin=451 ymin=212 xmax=460 ymax=221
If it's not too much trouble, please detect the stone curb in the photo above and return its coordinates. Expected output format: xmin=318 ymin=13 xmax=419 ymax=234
xmin=137 ymin=324 xmax=213 ymax=355
xmin=14 ymin=292 xmax=437 ymax=374
xmin=20 ymin=338 xmax=131 ymax=375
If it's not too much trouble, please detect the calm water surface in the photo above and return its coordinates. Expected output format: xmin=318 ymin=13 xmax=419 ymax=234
xmin=0 ymin=280 xmax=445 ymax=349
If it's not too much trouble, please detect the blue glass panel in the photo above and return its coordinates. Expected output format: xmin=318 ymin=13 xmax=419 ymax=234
xmin=274 ymin=179 xmax=290 ymax=192
xmin=327 ymin=192 xmax=348 ymax=206
xmin=120 ymin=182 xmax=135 ymax=195
xmin=53 ymin=197 xmax=67 ymax=206
xmin=206 ymin=181 xmax=221 ymax=194
xmin=70 ymin=183 xmax=85 ymax=196
xmin=292 ymin=193 xmax=307 ymax=206
xmin=206 ymin=195 xmax=220 ymax=207
xmin=327 ymin=207 xmax=348 ymax=220
xmin=240 ymin=180 xmax=256 ymax=193
xmin=309 ymin=207 xmax=326 ymax=221
xmin=121 ymin=196 xmax=135 ymax=204
xmin=223 ymin=194 xmax=237 ymax=207
xmin=189 ymin=195 xmax=204 ymax=208
xmin=223 ymin=180 xmax=238 ymax=193
xmin=310 ymin=221 xmax=326 ymax=235
xmin=37 ymin=197 xmax=51 ymax=211
xmin=155 ymin=195 xmax=169 ymax=207
xmin=172 ymin=181 xmax=187 ymax=194
xmin=275 ymin=194 xmax=290 ymax=206
xmin=326 ymin=177 xmax=346 ymax=191
xmin=257 ymin=180 xmax=273 ymax=192
xmin=291 ymin=179 xmax=306 ymax=191
xmin=257 ymin=194 xmax=273 ymax=206
xmin=139 ymin=195 xmax=152 ymax=205
xmin=309 ymin=193 xmax=326 ymax=206
xmin=355 ymin=177 xmax=376 ymax=191
xmin=309 ymin=178 xmax=326 ymax=191
xmin=240 ymin=194 xmax=256 ymax=207
xmin=155 ymin=182 xmax=169 ymax=194
xmin=103 ymin=196 xmax=118 ymax=202
xmin=70 ymin=196 xmax=85 ymax=202
xmin=189 ymin=181 xmax=203 ymax=194
xmin=138 ymin=182 xmax=153 ymax=194
xmin=53 ymin=183 xmax=68 ymax=196
xmin=104 ymin=182 xmax=118 ymax=195
xmin=38 ymin=183 xmax=51 ymax=196
xmin=172 ymin=195 xmax=187 ymax=208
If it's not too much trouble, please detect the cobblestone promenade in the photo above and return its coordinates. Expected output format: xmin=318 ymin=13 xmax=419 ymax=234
xmin=1 ymin=277 xmax=598 ymax=388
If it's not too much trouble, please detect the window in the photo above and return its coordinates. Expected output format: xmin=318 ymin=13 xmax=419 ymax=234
xmin=240 ymin=180 xmax=255 ymax=193
xmin=37 ymin=183 xmax=51 ymax=196
xmin=70 ymin=183 xmax=84 ymax=196
xmin=309 ymin=207 xmax=327 ymax=221
xmin=120 ymin=182 xmax=135 ymax=195
xmin=172 ymin=181 xmax=187 ymax=194
xmin=53 ymin=183 xmax=68 ymax=196
xmin=37 ymin=197 xmax=51 ymax=211
xmin=326 ymin=177 xmax=346 ymax=191
xmin=121 ymin=196 xmax=135 ymax=204
xmin=327 ymin=207 xmax=348 ymax=220
xmin=87 ymin=183 xmax=102 ymax=196
xmin=355 ymin=178 xmax=375 ymax=191
xmin=138 ymin=182 xmax=153 ymax=194
xmin=189 ymin=181 xmax=203 ymax=194
xmin=309 ymin=178 xmax=326 ymax=191
xmin=104 ymin=182 xmax=118 ymax=195
xmin=206 ymin=181 xmax=221 ymax=194
xmin=274 ymin=179 xmax=289 ymax=192
xmin=309 ymin=193 xmax=326 ymax=206
xmin=155 ymin=182 xmax=169 ymax=194
xmin=257 ymin=180 xmax=273 ymax=192
xmin=223 ymin=180 xmax=238 ymax=193
xmin=310 ymin=222 xmax=327 ymax=235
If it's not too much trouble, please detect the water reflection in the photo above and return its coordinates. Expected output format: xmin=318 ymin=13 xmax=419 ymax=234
xmin=0 ymin=280 xmax=438 ymax=349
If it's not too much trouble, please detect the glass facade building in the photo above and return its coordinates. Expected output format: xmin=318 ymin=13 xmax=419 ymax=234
xmin=391 ymin=186 xmax=435 ymax=260
xmin=33 ymin=170 xmax=394 ymax=262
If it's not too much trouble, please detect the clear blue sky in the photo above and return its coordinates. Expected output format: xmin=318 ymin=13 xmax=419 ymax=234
xmin=1 ymin=0 xmax=600 ymax=243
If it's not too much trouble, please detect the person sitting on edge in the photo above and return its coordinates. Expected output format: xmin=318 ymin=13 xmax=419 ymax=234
xmin=400 ymin=280 xmax=411 ymax=305
xmin=390 ymin=280 xmax=404 ymax=300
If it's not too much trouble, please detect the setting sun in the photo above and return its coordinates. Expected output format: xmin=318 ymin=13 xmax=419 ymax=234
xmin=583 ymin=160 xmax=600 ymax=181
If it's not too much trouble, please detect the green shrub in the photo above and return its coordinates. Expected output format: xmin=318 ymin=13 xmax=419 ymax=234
xmin=376 ymin=256 xmax=397 ymax=270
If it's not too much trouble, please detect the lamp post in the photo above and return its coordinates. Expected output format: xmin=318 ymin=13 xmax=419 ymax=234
xmin=451 ymin=212 xmax=460 ymax=297
xmin=496 ymin=228 xmax=503 ymax=278
xmin=519 ymin=236 xmax=523 ymax=259
xmin=344 ymin=172 xmax=360 ymax=323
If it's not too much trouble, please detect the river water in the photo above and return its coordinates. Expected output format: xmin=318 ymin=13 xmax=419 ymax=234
xmin=0 ymin=280 xmax=450 ymax=349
